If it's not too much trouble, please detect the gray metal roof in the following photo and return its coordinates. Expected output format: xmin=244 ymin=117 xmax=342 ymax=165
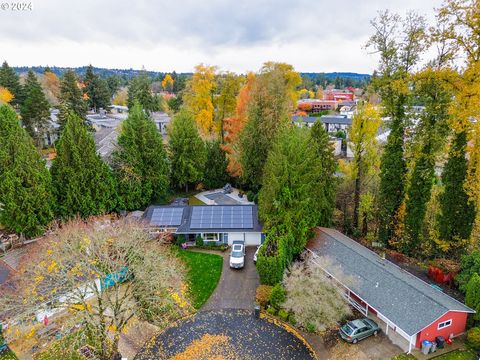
xmin=307 ymin=228 xmax=474 ymax=336
xmin=143 ymin=205 xmax=262 ymax=233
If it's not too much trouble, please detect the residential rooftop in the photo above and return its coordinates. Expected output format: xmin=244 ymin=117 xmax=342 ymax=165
xmin=307 ymin=228 xmax=473 ymax=336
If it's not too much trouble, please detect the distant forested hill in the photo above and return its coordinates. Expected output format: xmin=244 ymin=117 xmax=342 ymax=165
xmin=13 ymin=66 xmax=369 ymax=82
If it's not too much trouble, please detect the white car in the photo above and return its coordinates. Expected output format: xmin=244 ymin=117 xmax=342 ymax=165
xmin=253 ymin=245 xmax=262 ymax=263
xmin=229 ymin=242 xmax=245 ymax=269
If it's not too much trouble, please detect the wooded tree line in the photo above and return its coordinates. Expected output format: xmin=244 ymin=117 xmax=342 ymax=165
xmin=0 ymin=59 xmax=338 ymax=291
xmin=337 ymin=1 xmax=480 ymax=262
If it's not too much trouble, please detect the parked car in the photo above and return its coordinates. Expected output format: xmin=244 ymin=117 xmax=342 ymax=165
xmin=253 ymin=244 xmax=262 ymax=263
xmin=230 ymin=242 xmax=245 ymax=269
xmin=339 ymin=318 xmax=380 ymax=344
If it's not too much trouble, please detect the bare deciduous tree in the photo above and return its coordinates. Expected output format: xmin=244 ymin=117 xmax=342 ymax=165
xmin=1 ymin=217 xmax=191 ymax=359
xmin=282 ymin=256 xmax=352 ymax=332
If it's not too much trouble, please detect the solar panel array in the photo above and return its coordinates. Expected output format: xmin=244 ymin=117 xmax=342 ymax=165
xmin=150 ymin=207 xmax=184 ymax=226
xmin=190 ymin=206 xmax=253 ymax=229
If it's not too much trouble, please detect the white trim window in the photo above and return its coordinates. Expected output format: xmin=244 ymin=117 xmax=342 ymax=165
xmin=437 ymin=319 xmax=452 ymax=330
xmin=203 ymin=233 xmax=219 ymax=241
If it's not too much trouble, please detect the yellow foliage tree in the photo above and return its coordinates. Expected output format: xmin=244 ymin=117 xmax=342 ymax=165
xmin=162 ymin=73 xmax=174 ymax=92
xmin=112 ymin=88 xmax=128 ymax=106
xmin=348 ymin=103 xmax=382 ymax=231
xmin=183 ymin=64 xmax=217 ymax=138
xmin=464 ymin=62 xmax=480 ymax=241
xmin=0 ymin=86 xmax=14 ymax=104
xmin=260 ymin=61 xmax=301 ymax=110
xmin=297 ymin=88 xmax=314 ymax=99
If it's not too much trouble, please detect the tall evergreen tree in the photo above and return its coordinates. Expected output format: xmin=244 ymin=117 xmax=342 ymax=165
xmin=438 ymin=131 xmax=475 ymax=242
xmin=84 ymin=65 xmax=111 ymax=112
xmin=259 ymin=126 xmax=334 ymax=254
xmin=403 ymin=68 xmax=453 ymax=254
xmin=106 ymin=75 xmax=122 ymax=98
xmin=367 ymin=10 xmax=427 ymax=246
xmin=58 ymin=70 xmax=87 ymax=128
xmin=309 ymin=121 xmax=337 ymax=227
xmin=0 ymin=105 xmax=54 ymax=237
xmin=465 ymin=273 xmax=480 ymax=324
xmin=51 ymin=112 xmax=117 ymax=218
xmin=168 ymin=110 xmax=206 ymax=192
xmin=0 ymin=61 xmax=24 ymax=106
xmin=203 ymin=140 xmax=229 ymax=189
xmin=113 ymin=103 xmax=169 ymax=210
xmin=239 ymin=63 xmax=301 ymax=190
xmin=127 ymin=73 xmax=158 ymax=113
xmin=20 ymin=71 xmax=51 ymax=147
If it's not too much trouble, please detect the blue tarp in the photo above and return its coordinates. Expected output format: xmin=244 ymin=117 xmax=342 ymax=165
xmin=101 ymin=266 xmax=130 ymax=290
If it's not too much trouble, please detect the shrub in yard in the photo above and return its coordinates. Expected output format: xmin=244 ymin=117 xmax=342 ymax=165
xmin=306 ymin=323 xmax=316 ymax=333
xmin=256 ymin=285 xmax=273 ymax=307
xmin=270 ymin=283 xmax=286 ymax=308
xmin=175 ymin=234 xmax=186 ymax=246
xmin=195 ymin=235 xmax=204 ymax=246
xmin=456 ymin=251 xmax=480 ymax=293
xmin=467 ymin=327 xmax=480 ymax=350
xmin=247 ymin=191 xmax=258 ymax=203
xmin=266 ymin=306 xmax=277 ymax=316
xmin=288 ymin=313 xmax=297 ymax=326
xmin=282 ymin=257 xmax=352 ymax=332
xmin=278 ymin=309 xmax=289 ymax=321
xmin=466 ymin=273 xmax=480 ymax=326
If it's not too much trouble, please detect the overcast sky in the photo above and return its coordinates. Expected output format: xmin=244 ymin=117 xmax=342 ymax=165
xmin=0 ymin=0 xmax=442 ymax=74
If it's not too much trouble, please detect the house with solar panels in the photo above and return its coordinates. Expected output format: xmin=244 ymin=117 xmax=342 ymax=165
xmin=143 ymin=205 xmax=264 ymax=245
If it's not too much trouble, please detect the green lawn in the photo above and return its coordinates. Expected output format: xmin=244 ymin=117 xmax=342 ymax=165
xmin=434 ymin=349 xmax=477 ymax=360
xmin=391 ymin=349 xmax=477 ymax=360
xmin=177 ymin=250 xmax=223 ymax=309
xmin=0 ymin=349 xmax=18 ymax=360
xmin=391 ymin=354 xmax=416 ymax=360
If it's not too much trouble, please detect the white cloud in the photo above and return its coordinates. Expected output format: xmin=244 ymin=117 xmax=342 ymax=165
xmin=0 ymin=0 xmax=442 ymax=73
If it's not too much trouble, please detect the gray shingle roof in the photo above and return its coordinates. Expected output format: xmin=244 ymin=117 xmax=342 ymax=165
xmin=292 ymin=115 xmax=352 ymax=125
xmin=143 ymin=205 xmax=263 ymax=233
xmin=307 ymin=228 xmax=473 ymax=336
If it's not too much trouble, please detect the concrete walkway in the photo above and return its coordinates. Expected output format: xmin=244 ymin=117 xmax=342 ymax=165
xmin=201 ymin=246 xmax=259 ymax=311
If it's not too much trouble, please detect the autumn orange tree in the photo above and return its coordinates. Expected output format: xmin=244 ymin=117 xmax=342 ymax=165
xmin=0 ymin=218 xmax=191 ymax=360
xmin=222 ymin=72 xmax=255 ymax=177
xmin=183 ymin=64 xmax=216 ymax=138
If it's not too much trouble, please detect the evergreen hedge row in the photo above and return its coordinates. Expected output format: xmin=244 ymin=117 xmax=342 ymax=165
xmin=256 ymin=229 xmax=294 ymax=285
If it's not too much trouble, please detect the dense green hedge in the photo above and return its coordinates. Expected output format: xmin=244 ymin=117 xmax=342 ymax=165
xmin=256 ymin=228 xmax=294 ymax=285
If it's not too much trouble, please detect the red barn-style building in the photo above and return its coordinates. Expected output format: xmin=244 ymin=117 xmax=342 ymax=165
xmin=307 ymin=228 xmax=474 ymax=353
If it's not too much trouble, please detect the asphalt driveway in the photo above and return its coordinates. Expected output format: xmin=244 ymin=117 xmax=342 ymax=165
xmin=134 ymin=309 xmax=316 ymax=360
xmin=202 ymin=246 xmax=259 ymax=311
